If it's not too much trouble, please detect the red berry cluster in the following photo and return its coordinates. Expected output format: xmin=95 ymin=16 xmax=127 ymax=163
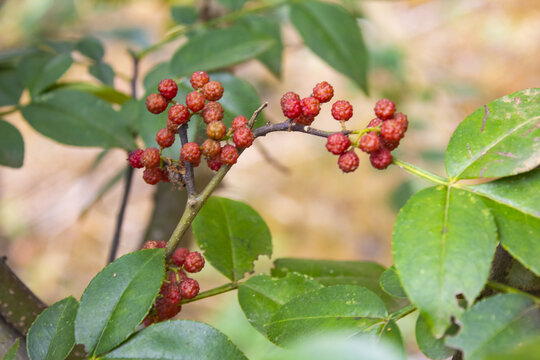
xmin=358 ymin=99 xmax=408 ymax=170
xmin=130 ymin=71 xmax=256 ymax=186
xmin=141 ymin=242 xmax=205 ymax=326
xmin=315 ymin=94 xmax=407 ymax=172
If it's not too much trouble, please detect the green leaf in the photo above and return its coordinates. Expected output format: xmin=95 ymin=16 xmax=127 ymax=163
xmin=217 ymin=0 xmax=248 ymax=11
xmin=0 ymin=66 xmax=23 ymax=106
xmin=239 ymin=15 xmax=283 ymax=78
xmin=3 ymin=338 xmax=20 ymax=360
xmin=192 ymin=197 xmax=272 ymax=281
xmin=0 ymin=119 xmax=24 ymax=168
xmin=484 ymin=335 xmax=540 ymax=360
xmin=21 ymin=89 xmax=136 ymax=149
xmin=378 ymin=320 xmax=407 ymax=360
xmin=271 ymin=258 xmax=407 ymax=312
xmin=393 ymin=186 xmax=498 ymax=337
xmin=170 ymin=25 xmax=275 ymax=77
xmin=290 ymin=0 xmax=368 ymax=93
xmin=238 ymin=273 xmax=323 ymax=335
xmin=466 ymin=168 xmax=540 ymax=274
xmin=47 ymin=82 xmax=130 ymax=105
xmin=446 ymin=294 xmax=540 ymax=360
xmin=18 ymin=52 xmax=73 ymax=96
xmin=266 ymin=285 xmax=387 ymax=347
xmin=264 ymin=335 xmax=404 ymax=360
xmin=76 ymin=36 xmax=105 ymax=61
xmin=415 ymin=314 xmax=456 ymax=360
xmin=75 ymin=249 xmax=165 ymax=356
xmin=445 ymin=88 xmax=540 ymax=179
xmin=27 ymin=296 xmax=78 ymax=360
xmin=170 ymin=6 xmax=198 ymax=25
xmin=89 ymin=62 xmax=115 ymax=86
xmin=380 ymin=266 xmax=407 ymax=299
xmin=103 ymin=320 xmax=247 ymax=360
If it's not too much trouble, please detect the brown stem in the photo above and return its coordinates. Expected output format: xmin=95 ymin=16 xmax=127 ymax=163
xmin=178 ymin=124 xmax=197 ymax=197
xmin=0 ymin=257 xmax=46 ymax=335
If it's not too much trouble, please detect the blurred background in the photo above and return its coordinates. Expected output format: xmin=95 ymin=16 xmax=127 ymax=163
xmin=0 ymin=0 xmax=539 ymax=358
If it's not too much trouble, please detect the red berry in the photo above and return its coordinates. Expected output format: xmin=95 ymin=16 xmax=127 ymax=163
xmin=374 ymin=98 xmax=396 ymax=120
xmin=172 ymin=247 xmax=190 ymax=267
xmin=231 ymin=116 xmax=248 ymax=129
xmin=233 ymin=127 xmax=255 ymax=149
xmin=326 ymin=133 xmax=351 ymax=155
xmin=370 ymin=148 xmax=393 ymax=169
xmin=358 ymin=132 xmax=381 ymax=154
xmin=184 ymin=251 xmax=205 ymax=273
xmin=367 ymin=118 xmax=383 ymax=128
xmin=142 ymin=240 xmax=159 ymax=249
xmin=207 ymin=156 xmax=223 ymax=171
xmin=163 ymin=283 xmax=181 ymax=305
xmin=206 ymin=121 xmax=227 ymax=140
xmin=190 ymin=71 xmax=210 ymax=89
xmin=160 ymin=168 xmax=170 ymax=182
xmin=157 ymin=241 xmax=167 ymax=248
xmin=312 ymin=81 xmax=334 ymax=103
xmin=380 ymin=119 xmax=405 ymax=143
xmin=280 ymin=92 xmax=302 ymax=119
xmin=156 ymin=128 xmax=176 ymax=148
xmin=202 ymin=101 xmax=224 ymax=124
xmin=158 ymin=79 xmax=178 ymax=100
xmin=166 ymin=271 xmax=179 ymax=285
xmin=331 ymin=100 xmax=353 ymax=121
xmin=181 ymin=142 xmax=202 ymax=164
xmin=293 ymin=114 xmax=315 ymax=126
xmin=337 ymin=150 xmax=359 ymax=173
xmin=168 ymin=104 xmax=191 ymax=126
xmin=167 ymin=118 xmax=179 ymax=133
xmin=393 ymin=112 xmax=408 ymax=132
xmin=186 ymin=91 xmax=206 ymax=112
xmin=301 ymin=96 xmax=321 ymax=117
xmin=156 ymin=298 xmax=181 ymax=321
xmin=201 ymin=139 xmax=221 ymax=158
xmin=145 ymin=93 xmax=168 ymax=114
xmin=141 ymin=148 xmax=160 ymax=168
xmin=143 ymin=167 xmax=162 ymax=185
xmin=202 ymin=81 xmax=224 ymax=101
xmin=220 ymin=145 xmax=239 ymax=165
xmin=128 ymin=149 xmax=144 ymax=168
xmin=382 ymin=137 xmax=400 ymax=151
xmin=179 ymin=278 xmax=200 ymax=299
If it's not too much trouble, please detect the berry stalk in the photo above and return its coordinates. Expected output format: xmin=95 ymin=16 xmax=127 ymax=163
xmin=392 ymin=158 xmax=449 ymax=186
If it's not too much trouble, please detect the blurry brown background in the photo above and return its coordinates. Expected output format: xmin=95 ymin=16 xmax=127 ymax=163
xmin=0 ymin=0 xmax=539 ymax=358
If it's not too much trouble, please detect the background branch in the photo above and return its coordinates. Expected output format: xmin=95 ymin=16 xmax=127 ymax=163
xmin=107 ymin=52 xmax=139 ymax=263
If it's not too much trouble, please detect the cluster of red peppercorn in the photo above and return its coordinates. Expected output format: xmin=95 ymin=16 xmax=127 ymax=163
xmin=128 ymin=71 xmax=256 ymax=185
xmin=280 ymin=83 xmax=407 ymax=172
xmin=140 ymin=240 xmax=205 ymax=325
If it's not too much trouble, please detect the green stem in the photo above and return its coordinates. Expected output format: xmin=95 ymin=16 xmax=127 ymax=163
xmin=0 ymin=106 xmax=19 ymax=117
xmin=392 ymin=158 xmax=449 ymax=186
xmin=181 ymin=282 xmax=238 ymax=304
xmin=486 ymin=281 xmax=540 ymax=304
xmin=165 ymin=104 xmax=267 ymax=257
xmin=137 ymin=0 xmax=289 ymax=59
xmin=389 ymin=303 xmax=417 ymax=321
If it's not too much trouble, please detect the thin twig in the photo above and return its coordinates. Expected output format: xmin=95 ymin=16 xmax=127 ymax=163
xmin=178 ymin=124 xmax=197 ymax=198
xmin=107 ymin=52 xmax=139 ymax=264
xmin=253 ymin=121 xmax=350 ymax=138
xmin=255 ymin=142 xmax=290 ymax=174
